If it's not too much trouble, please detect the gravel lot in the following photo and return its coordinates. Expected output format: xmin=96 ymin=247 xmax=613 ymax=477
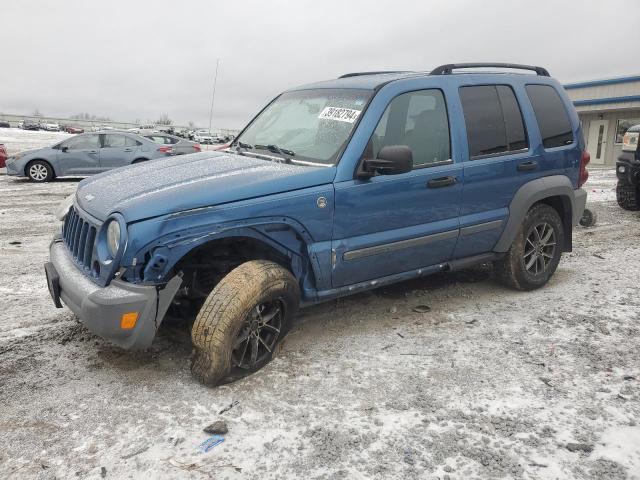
xmin=1 ymin=129 xmax=639 ymax=479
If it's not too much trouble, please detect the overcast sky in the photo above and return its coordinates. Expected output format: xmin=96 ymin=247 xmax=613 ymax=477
xmin=1 ymin=0 xmax=636 ymax=129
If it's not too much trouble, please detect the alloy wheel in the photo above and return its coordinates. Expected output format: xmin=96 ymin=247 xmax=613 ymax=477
xmin=231 ymin=299 xmax=283 ymax=369
xmin=29 ymin=164 xmax=48 ymax=181
xmin=523 ymin=222 xmax=556 ymax=275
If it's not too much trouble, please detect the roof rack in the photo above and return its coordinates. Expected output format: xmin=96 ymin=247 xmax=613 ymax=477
xmin=430 ymin=63 xmax=550 ymax=77
xmin=338 ymin=71 xmax=414 ymax=79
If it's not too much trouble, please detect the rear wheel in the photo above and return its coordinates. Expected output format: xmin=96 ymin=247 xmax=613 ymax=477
xmin=190 ymin=260 xmax=300 ymax=386
xmin=132 ymin=158 xmax=149 ymax=164
xmin=494 ymin=204 xmax=564 ymax=291
xmin=616 ymin=181 xmax=640 ymax=211
xmin=26 ymin=160 xmax=54 ymax=182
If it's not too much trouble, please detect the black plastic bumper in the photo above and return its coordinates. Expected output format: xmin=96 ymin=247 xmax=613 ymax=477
xmin=617 ymin=153 xmax=640 ymax=186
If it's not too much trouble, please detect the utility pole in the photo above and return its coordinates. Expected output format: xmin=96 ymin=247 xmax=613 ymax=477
xmin=208 ymin=58 xmax=220 ymax=135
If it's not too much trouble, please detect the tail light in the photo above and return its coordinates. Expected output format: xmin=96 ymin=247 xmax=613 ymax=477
xmin=579 ymin=150 xmax=590 ymax=187
xmin=157 ymin=146 xmax=173 ymax=154
xmin=214 ymin=142 xmax=231 ymax=151
xmin=194 ymin=144 xmax=201 ymax=152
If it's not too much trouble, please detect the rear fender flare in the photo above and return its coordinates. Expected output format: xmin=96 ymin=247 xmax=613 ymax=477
xmin=494 ymin=175 xmax=578 ymax=253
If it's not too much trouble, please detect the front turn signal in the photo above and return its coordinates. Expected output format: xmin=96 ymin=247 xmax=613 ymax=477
xmin=120 ymin=312 xmax=139 ymax=330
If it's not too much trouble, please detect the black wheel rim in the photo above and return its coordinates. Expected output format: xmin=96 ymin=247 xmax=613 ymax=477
xmin=523 ymin=222 xmax=556 ymax=275
xmin=232 ymin=299 xmax=283 ymax=370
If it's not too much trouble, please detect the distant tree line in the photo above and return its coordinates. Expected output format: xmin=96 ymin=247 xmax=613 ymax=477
xmin=70 ymin=112 xmax=113 ymax=122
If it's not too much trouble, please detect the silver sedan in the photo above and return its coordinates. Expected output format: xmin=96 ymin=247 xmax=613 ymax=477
xmin=5 ymin=131 xmax=174 ymax=182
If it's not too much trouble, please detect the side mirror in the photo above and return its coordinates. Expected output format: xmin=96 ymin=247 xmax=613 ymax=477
xmin=61 ymin=146 xmax=69 ymax=152
xmin=361 ymin=145 xmax=413 ymax=177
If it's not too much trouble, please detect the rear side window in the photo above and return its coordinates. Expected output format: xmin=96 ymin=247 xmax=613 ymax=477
xmin=459 ymin=85 xmax=528 ymax=158
xmin=103 ymin=134 xmax=127 ymax=148
xmin=525 ymin=84 xmax=574 ymax=148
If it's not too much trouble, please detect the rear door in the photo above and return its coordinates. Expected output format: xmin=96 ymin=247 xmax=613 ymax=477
xmin=99 ymin=134 xmax=137 ymax=168
xmin=57 ymin=134 xmax=101 ymax=175
xmin=454 ymin=83 xmax=575 ymax=258
xmin=332 ymin=88 xmax=463 ymax=287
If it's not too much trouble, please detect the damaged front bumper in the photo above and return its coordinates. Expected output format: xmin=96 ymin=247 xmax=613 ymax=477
xmin=45 ymin=239 xmax=181 ymax=349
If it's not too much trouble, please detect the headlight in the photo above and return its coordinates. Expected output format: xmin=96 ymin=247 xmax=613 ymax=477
xmin=106 ymin=220 xmax=121 ymax=257
xmin=55 ymin=194 xmax=75 ymax=221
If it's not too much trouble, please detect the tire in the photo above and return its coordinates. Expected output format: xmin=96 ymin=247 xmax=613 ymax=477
xmin=26 ymin=160 xmax=54 ymax=182
xmin=190 ymin=260 xmax=300 ymax=386
xmin=616 ymin=182 xmax=640 ymax=211
xmin=494 ymin=203 xmax=564 ymax=291
xmin=579 ymin=208 xmax=597 ymax=227
xmin=132 ymin=158 xmax=149 ymax=164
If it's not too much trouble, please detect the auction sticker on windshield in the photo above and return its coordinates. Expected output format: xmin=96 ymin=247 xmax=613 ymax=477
xmin=318 ymin=107 xmax=361 ymax=123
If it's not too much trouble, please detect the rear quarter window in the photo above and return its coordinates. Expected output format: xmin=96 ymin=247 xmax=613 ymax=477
xmin=525 ymin=84 xmax=574 ymax=148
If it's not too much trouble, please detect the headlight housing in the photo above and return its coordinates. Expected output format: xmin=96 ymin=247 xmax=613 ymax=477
xmin=55 ymin=194 xmax=75 ymax=221
xmin=106 ymin=220 xmax=121 ymax=258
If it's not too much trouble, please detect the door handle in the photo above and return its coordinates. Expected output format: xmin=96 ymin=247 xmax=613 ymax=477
xmin=517 ymin=160 xmax=538 ymax=172
xmin=427 ymin=176 xmax=457 ymax=188
xmin=124 ymin=148 xmax=132 ymax=152
xmin=88 ymin=150 xmax=98 ymax=154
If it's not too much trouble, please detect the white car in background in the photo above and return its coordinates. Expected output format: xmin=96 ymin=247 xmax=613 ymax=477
xmin=42 ymin=122 xmax=60 ymax=131
xmin=193 ymin=129 xmax=214 ymax=144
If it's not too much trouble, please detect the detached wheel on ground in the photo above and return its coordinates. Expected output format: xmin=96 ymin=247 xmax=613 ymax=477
xmin=190 ymin=260 xmax=300 ymax=386
xmin=616 ymin=182 xmax=640 ymax=211
xmin=26 ymin=160 xmax=54 ymax=182
xmin=494 ymin=203 xmax=564 ymax=291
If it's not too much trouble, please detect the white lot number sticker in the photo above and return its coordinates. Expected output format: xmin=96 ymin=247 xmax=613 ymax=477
xmin=318 ymin=106 xmax=361 ymax=123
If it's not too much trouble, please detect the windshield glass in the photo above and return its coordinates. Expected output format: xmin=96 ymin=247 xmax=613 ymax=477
xmin=236 ymin=88 xmax=372 ymax=165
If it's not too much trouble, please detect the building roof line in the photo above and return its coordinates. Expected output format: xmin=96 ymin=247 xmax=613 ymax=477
xmin=564 ymin=75 xmax=640 ymax=90
xmin=572 ymin=95 xmax=640 ymax=106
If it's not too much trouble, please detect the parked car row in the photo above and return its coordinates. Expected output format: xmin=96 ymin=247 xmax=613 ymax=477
xmin=2 ymin=120 xmax=85 ymax=133
xmin=5 ymin=131 xmax=201 ymax=181
xmin=0 ymin=144 xmax=7 ymax=168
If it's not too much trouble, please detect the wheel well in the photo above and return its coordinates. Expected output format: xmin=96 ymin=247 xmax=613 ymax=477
xmin=535 ymin=195 xmax=573 ymax=252
xmin=168 ymin=237 xmax=294 ymax=318
xmin=25 ymin=159 xmax=55 ymax=177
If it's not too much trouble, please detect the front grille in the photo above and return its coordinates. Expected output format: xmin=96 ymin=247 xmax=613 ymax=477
xmin=62 ymin=206 xmax=98 ymax=273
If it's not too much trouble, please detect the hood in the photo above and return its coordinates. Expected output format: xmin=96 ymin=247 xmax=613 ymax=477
xmin=76 ymin=151 xmax=336 ymax=222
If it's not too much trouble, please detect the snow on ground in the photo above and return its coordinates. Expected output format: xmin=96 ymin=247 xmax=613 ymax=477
xmin=0 ymin=128 xmax=639 ymax=479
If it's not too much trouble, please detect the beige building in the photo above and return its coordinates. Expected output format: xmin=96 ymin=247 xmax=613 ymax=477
xmin=564 ymin=75 xmax=640 ymax=165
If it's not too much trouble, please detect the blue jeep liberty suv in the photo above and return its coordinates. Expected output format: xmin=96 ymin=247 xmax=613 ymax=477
xmin=45 ymin=63 xmax=589 ymax=385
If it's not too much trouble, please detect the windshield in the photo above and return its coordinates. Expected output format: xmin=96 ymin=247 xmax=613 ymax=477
xmin=235 ymin=88 xmax=372 ymax=165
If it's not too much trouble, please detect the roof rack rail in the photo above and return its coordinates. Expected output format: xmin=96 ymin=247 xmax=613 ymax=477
xmin=430 ymin=63 xmax=550 ymax=77
xmin=338 ymin=71 xmax=413 ymax=79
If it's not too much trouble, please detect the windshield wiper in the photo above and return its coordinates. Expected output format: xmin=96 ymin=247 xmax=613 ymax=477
xmin=234 ymin=141 xmax=253 ymax=152
xmin=254 ymin=144 xmax=295 ymax=158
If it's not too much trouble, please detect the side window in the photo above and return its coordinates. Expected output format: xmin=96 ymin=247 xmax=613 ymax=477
xmin=125 ymin=136 xmax=141 ymax=147
xmin=459 ymin=85 xmax=528 ymax=159
xmin=63 ymin=135 xmax=100 ymax=150
xmin=525 ymin=84 xmax=574 ymax=148
xmin=103 ymin=134 xmax=127 ymax=148
xmin=370 ymin=89 xmax=450 ymax=167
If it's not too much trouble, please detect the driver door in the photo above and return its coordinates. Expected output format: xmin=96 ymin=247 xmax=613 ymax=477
xmin=57 ymin=134 xmax=102 ymax=175
xmin=331 ymin=88 xmax=463 ymax=287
